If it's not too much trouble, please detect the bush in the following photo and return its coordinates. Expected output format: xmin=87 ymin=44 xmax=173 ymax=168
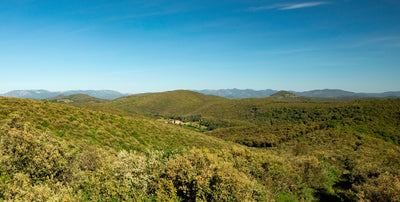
xmin=355 ymin=173 xmax=400 ymax=201
xmin=162 ymin=149 xmax=257 ymax=201
xmin=0 ymin=129 xmax=69 ymax=183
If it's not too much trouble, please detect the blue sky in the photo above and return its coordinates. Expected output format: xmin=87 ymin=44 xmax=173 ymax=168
xmin=1 ymin=0 xmax=399 ymax=94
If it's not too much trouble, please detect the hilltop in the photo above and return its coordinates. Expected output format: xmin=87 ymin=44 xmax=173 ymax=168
xmin=46 ymin=94 xmax=108 ymax=104
xmin=268 ymin=91 xmax=328 ymax=102
xmin=107 ymin=90 xmax=227 ymax=115
xmin=270 ymin=90 xmax=297 ymax=97
xmin=195 ymin=88 xmax=277 ymax=99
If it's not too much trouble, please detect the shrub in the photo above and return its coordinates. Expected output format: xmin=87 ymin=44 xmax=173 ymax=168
xmin=162 ymin=149 xmax=257 ymax=201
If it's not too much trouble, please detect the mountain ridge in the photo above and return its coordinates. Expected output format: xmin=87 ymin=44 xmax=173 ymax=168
xmin=196 ymin=88 xmax=400 ymax=99
xmin=2 ymin=88 xmax=400 ymax=100
xmin=0 ymin=90 xmax=130 ymax=100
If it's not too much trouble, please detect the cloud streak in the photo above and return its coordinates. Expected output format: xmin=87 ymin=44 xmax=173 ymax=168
xmin=255 ymin=48 xmax=316 ymax=55
xmin=281 ymin=2 xmax=328 ymax=10
xmin=349 ymin=36 xmax=400 ymax=48
xmin=249 ymin=2 xmax=329 ymax=11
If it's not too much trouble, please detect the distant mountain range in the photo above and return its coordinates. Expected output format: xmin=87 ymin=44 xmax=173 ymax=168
xmin=0 ymin=90 xmax=129 ymax=100
xmin=1 ymin=89 xmax=400 ymax=100
xmin=195 ymin=89 xmax=277 ymax=99
xmin=195 ymin=89 xmax=400 ymax=99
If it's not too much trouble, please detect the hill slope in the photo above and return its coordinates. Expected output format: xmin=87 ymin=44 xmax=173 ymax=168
xmin=1 ymin=95 xmax=399 ymax=201
xmin=107 ymin=91 xmax=400 ymax=144
xmin=195 ymin=88 xmax=277 ymax=99
xmin=107 ymin=90 xmax=228 ymax=115
xmin=46 ymin=94 xmax=108 ymax=104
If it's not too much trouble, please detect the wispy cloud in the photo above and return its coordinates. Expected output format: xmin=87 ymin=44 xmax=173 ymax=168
xmin=281 ymin=2 xmax=329 ymax=10
xmin=257 ymin=48 xmax=316 ymax=55
xmin=350 ymin=36 xmax=400 ymax=48
xmin=249 ymin=2 xmax=329 ymax=11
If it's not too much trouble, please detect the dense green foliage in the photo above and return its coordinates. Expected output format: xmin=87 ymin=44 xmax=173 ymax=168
xmin=107 ymin=91 xmax=400 ymax=144
xmin=0 ymin=91 xmax=399 ymax=201
xmin=47 ymin=94 xmax=108 ymax=104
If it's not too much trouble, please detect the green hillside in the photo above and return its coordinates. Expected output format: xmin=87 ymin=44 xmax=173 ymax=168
xmin=268 ymin=90 xmax=325 ymax=102
xmin=47 ymin=94 xmax=109 ymax=104
xmin=0 ymin=93 xmax=399 ymax=201
xmin=107 ymin=90 xmax=228 ymax=115
xmin=106 ymin=91 xmax=400 ymax=145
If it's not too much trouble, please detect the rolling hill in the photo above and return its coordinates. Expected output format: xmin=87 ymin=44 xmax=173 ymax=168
xmin=0 ymin=91 xmax=399 ymax=201
xmin=106 ymin=90 xmax=228 ymax=115
xmin=195 ymin=88 xmax=277 ymax=99
xmin=106 ymin=90 xmax=400 ymax=143
xmin=46 ymin=94 xmax=108 ymax=104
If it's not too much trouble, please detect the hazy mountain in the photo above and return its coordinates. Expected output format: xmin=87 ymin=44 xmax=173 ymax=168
xmin=292 ymin=89 xmax=358 ymax=98
xmin=195 ymin=89 xmax=277 ymax=99
xmin=2 ymin=89 xmax=400 ymax=100
xmin=197 ymin=89 xmax=400 ymax=99
xmin=0 ymin=90 xmax=129 ymax=100
xmin=61 ymin=90 xmax=129 ymax=100
xmin=0 ymin=90 xmax=61 ymax=99
xmin=359 ymin=91 xmax=400 ymax=98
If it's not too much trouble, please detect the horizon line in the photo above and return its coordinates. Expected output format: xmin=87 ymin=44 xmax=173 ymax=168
xmin=1 ymin=88 xmax=400 ymax=95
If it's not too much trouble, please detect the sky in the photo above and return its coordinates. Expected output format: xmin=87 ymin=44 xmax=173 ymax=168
xmin=0 ymin=0 xmax=399 ymax=94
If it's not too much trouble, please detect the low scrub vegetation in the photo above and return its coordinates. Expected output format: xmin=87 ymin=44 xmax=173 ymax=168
xmin=0 ymin=93 xmax=399 ymax=201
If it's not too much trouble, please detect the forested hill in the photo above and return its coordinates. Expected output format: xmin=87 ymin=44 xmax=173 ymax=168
xmin=0 ymin=92 xmax=399 ymax=201
xmin=106 ymin=90 xmax=400 ymax=145
xmin=46 ymin=94 xmax=108 ymax=104
xmin=107 ymin=90 xmax=227 ymax=115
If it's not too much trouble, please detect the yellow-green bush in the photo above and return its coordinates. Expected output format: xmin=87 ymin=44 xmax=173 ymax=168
xmin=162 ymin=149 xmax=258 ymax=201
